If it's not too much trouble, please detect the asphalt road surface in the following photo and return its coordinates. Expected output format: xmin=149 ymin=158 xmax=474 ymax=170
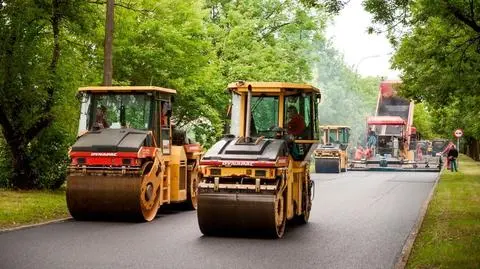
xmin=0 ymin=171 xmax=437 ymax=269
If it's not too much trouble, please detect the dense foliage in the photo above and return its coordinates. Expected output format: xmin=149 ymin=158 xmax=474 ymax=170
xmin=0 ymin=0 xmax=100 ymax=188
xmin=0 ymin=0 xmax=344 ymax=189
xmin=0 ymin=0 xmax=407 ymax=189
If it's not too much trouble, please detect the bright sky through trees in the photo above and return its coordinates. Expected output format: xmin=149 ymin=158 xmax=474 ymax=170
xmin=326 ymin=0 xmax=400 ymax=79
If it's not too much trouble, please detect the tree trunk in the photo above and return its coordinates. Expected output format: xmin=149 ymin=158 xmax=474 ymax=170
xmin=470 ymin=138 xmax=479 ymax=161
xmin=465 ymin=137 xmax=479 ymax=161
xmin=8 ymin=141 xmax=36 ymax=189
xmin=103 ymin=0 xmax=115 ymax=86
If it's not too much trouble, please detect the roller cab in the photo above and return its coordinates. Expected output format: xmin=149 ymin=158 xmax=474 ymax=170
xmin=197 ymin=82 xmax=321 ymax=238
xmin=314 ymin=126 xmax=350 ymax=173
xmin=67 ymin=86 xmax=203 ymax=222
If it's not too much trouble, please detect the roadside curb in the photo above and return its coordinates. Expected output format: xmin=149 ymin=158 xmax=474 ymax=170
xmin=0 ymin=217 xmax=72 ymax=234
xmin=394 ymin=170 xmax=442 ymax=269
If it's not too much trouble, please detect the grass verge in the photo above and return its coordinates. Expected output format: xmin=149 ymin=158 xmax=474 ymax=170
xmin=0 ymin=188 xmax=69 ymax=230
xmin=406 ymin=154 xmax=480 ymax=269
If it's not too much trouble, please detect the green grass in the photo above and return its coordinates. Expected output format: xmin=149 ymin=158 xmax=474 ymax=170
xmin=0 ymin=188 xmax=69 ymax=230
xmin=406 ymin=155 xmax=480 ymax=269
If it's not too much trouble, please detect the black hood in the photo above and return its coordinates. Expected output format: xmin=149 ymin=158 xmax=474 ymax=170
xmin=71 ymin=128 xmax=149 ymax=152
xmin=202 ymin=136 xmax=288 ymax=161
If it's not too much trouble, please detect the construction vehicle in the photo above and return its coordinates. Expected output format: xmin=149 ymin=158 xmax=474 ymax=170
xmin=66 ymin=86 xmax=203 ymax=221
xmin=431 ymin=139 xmax=449 ymax=156
xmin=313 ymin=125 xmax=350 ymax=173
xmin=197 ymin=82 xmax=321 ymax=238
xmin=349 ymin=80 xmax=440 ymax=171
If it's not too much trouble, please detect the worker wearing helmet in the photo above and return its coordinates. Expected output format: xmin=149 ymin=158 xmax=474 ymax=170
xmin=286 ymin=106 xmax=305 ymax=136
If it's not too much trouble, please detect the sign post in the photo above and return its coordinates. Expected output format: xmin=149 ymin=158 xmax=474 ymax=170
xmin=454 ymin=129 xmax=463 ymax=169
xmin=454 ymin=129 xmax=463 ymax=149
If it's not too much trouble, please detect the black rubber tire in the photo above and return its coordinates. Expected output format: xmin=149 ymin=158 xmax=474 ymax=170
xmin=184 ymin=173 xmax=199 ymax=210
xmin=293 ymin=178 xmax=312 ymax=225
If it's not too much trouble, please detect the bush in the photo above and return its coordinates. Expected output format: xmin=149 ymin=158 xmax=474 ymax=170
xmin=0 ymin=134 xmax=12 ymax=188
xmin=29 ymin=126 xmax=74 ymax=190
xmin=0 ymin=127 xmax=72 ymax=190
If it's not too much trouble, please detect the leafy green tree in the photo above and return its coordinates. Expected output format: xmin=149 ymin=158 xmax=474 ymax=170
xmin=0 ymin=0 xmax=348 ymax=189
xmin=0 ymin=0 xmax=102 ymax=189
xmin=412 ymin=102 xmax=437 ymax=140
xmin=206 ymin=0 xmax=327 ymax=84
xmin=105 ymin=0 xmax=225 ymax=147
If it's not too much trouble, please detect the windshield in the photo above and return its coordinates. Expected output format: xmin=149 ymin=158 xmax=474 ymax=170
xmin=373 ymin=125 xmax=404 ymax=136
xmin=328 ymin=130 xmax=338 ymax=143
xmin=250 ymin=96 xmax=279 ymax=138
xmin=88 ymin=93 xmax=153 ymax=130
xmin=339 ymin=128 xmax=349 ymax=144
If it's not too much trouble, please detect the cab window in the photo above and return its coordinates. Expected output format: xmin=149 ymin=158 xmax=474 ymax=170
xmin=284 ymin=94 xmax=313 ymax=139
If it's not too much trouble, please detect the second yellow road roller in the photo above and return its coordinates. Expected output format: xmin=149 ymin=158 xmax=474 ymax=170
xmin=197 ymin=82 xmax=321 ymax=238
xmin=66 ymin=86 xmax=203 ymax=221
xmin=313 ymin=125 xmax=350 ymax=173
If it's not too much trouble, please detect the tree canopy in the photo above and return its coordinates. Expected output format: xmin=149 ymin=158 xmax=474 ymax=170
xmin=0 ymin=0 xmax=342 ymax=189
xmin=4 ymin=0 xmax=467 ymax=189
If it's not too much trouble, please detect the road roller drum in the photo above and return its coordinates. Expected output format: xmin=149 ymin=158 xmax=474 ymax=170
xmin=197 ymin=192 xmax=286 ymax=237
xmin=67 ymin=174 xmax=161 ymax=221
xmin=315 ymin=158 xmax=341 ymax=173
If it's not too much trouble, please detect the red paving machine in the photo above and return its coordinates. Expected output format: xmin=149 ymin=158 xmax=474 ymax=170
xmin=349 ymin=80 xmax=441 ymax=171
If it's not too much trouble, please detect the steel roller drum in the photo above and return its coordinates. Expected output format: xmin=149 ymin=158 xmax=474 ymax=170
xmin=66 ymin=174 xmax=161 ymax=221
xmin=315 ymin=158 xmax=341 ymax=173
xmin=197 ymin=192 xmax=285 ymax=238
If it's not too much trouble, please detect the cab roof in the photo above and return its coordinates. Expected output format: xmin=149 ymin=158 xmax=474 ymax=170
xmin=78 ymin=86 xmax=176 ymax=94
xmin=227 ymin=81 xmax=320 ymax=94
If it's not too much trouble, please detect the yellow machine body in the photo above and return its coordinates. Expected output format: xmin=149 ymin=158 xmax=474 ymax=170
xmin=197 ymin=82 xmax=321 ymax=238
xmin=66 ymin=86 xmax=203 ymax=221
xmin=313 ymin=125 xmax=350 ymax=173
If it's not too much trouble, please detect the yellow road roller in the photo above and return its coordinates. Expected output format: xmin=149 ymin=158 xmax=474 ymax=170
xmin=313 ymin=125 xmax=350 ymax=173
xmin=66 ymin=86 xmax=203 ymax=221
xmin=197 ymin=82 xmax=321 ymax=238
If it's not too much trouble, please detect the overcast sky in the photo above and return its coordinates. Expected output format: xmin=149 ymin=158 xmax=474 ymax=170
xmin=325 ymin=0 xmax=400 ymax=79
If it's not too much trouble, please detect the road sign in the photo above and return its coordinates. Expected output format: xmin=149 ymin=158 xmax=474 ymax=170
xmin=454 ymin=129 xmax=463 ymax=138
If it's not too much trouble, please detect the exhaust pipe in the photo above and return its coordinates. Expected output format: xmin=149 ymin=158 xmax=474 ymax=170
xmin=245 ymin=84 xmax=253 ymax=141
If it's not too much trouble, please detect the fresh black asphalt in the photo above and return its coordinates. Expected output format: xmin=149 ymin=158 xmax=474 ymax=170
xmin=0 ymin=171 xmax=437 ymax=269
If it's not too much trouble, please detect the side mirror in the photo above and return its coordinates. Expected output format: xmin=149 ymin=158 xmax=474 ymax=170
xmin=76 ymin=92 xmax=90 ymax=104
xmin=76 ymin=92 xmax=85 ymax=102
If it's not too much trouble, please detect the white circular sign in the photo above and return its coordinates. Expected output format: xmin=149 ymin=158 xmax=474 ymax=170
xmin=454 ymin=129 xmax=463 ymax=138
